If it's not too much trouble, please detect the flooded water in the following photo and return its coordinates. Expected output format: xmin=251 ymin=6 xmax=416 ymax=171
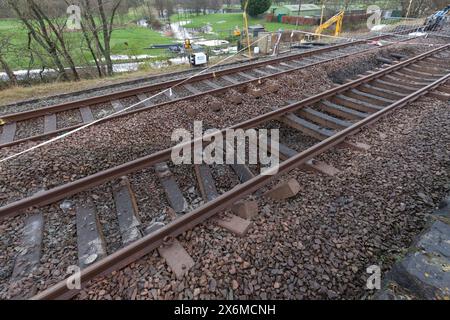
xmin=0 ymin=21 xmax=238 ymax=82
xmin=170 ymin=21 xmax=192 ymax=40
xmin=0 ymin=57 xmax=193 ymax=81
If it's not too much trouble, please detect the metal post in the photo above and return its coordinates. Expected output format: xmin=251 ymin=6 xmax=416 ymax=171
xmin=243 ymin=0 xmax=252 ymax=58
xmin=290 ymin=0 xmax=302 ymax=50
xmin=319 ymin=1 xmax=325 ymax=41
xmin=295 ymin=0 xmax=302 ymax=30
xmin=406 ymin=0 xmax=413 ymax=19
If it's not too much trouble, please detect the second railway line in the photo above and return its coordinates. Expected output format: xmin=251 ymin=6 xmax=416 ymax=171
xmin=0 ymin=30 xmax=426 ymax=150
xmin=0 ymin=41 xmax=449 ymax=299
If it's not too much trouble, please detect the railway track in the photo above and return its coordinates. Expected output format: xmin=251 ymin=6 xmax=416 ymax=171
xmin=1 ymin=43 xmax=449 ymax=300
xmin=0 ymin=32 xmax=418 ymax=150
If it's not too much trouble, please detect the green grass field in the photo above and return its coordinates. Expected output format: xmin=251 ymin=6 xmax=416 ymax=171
xmin=0 ymin=18 xmax=174 ymax=70
xmin=0 ymin=12 xmax=312 ymax=71
xmin=170 ymin=13 xmax=311 ymax=39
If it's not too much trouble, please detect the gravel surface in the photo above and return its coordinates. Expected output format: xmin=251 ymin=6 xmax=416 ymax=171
xmin=73 ymin=96 xmax=449 ymax=300
xmin=91 ymin=103 xmax=114 ymax=120
xmin=0 ymin=40 xmax=447 ymax=299
xmin=56 ymin=110 xmax=82 ymax=130
xmin=0 ymin=34 xmax=422 ymax=117
xmin=119 ymin=96 xmax=140 ymax=108
xmin=15 ymin=117 xmax=44 ymax=140
xmin=0 ymin=47 xmax=336 ymax=115
xmin=0 ymin=44 xmax=432 ymax=207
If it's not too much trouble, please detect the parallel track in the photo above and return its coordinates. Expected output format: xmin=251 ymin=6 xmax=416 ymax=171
xmin=0 ymin=32 xmax=417 ymax=149
xmin=1 ymin=44 xmax=449 ymax=300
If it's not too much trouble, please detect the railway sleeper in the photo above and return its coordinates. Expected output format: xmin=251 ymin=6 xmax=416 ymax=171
xmin=280 ymin=112 xmax=335 ymax=141
xmin=76 ymin=203 xmax=107 ymax=269
xmin=407 ymin=63 xmax=450 ymax=75
xmin=252 ymin=68 xmax=270 ymax=77
xmin=279 ymin=112 xmax=368 ymax=152
xmin=221 ymin=75 xmax=240 ymax=84
xmin=263 ymin=141 xmax=341 ymax=176
xmin=237 ymin=72 xmax=255 ymax=81
xmin=9 ymin=213 xmax=44 ymax=299
xmin=371 ymin=79 xmax=418 ymax=94
xmin=428 ymin=91 xmax=450 ymax=101
xmin=142 ymin=216 xmax=196 ymax=280
xmin=358 ymin=84 xmax=407 ymax=100
xmin=43 ymin=114 xmax=57 ymax=134
xmin=202 ymin=79 xmax=222 ymax=90
xmin=319 ymin=100 xmax=369 ymax=120
xmin=266 ymin=64 xmax=283 ymax=72
xmin=155 ymin=162 xmax=189 ymax=215
xmin=422 ymin=57 xmax=450 ymax=68
xmin=345 ymin=89 xmax=394 ymax=106
xmin=383 ymin=74 xmax=431 ymax=87
xmin=290 ymin=59 xmax=309 ymax=66
xmin=401 ymin=67 xmax=444 ymax=79
xmin=79 ymin=106 xmax=95 ymax=124
xmin=355 ymin=68 xmax=382 ymax=79
xmin=300 ymin=57 xmax=321 ymax=64
xmin=183 ymin=83 xmax=202 ymax=95
xmin=264 ymin=178 xmax=301 ymax=200
xmin=437 ymin=84 xmax=450 ymax=94
xmin=111 ymin=100 xmax=125 ymax=112
xmin=297 ymin=107 xmax=352 ymax=130
xmin=230 ymin=163 xmax=255 ymax=183
xmin=194 ymin=160 xmax=254 ymax=234
xmin=317 ymin=52 xmax=340 ymax=60
xmin=0 ymin=122 xmax=16 ymax=144
xmin=164 ymin=88 xmax=177 ymax=100
xmin=112 ymin=177 xmax=143 ymax=246
xmin=332 ymin=95 xmax=384 ymax=113
xmin=279 ymin=62 xmax=297 ymax=69
xmin=137 ymin=94 xmax=154 ymax=107
xmin=390 ymin=70 xmax=437 ymax=84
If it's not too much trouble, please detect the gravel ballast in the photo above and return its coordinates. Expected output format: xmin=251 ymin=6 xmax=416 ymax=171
xmin=0 ymin=41 xmax=447 ymax=299
xmin=72 ymin=96 xmax=449 ymax=300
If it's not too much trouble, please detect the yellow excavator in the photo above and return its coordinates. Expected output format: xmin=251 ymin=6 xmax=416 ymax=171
xmin=315 ymin=10 xmax=345 ymax=37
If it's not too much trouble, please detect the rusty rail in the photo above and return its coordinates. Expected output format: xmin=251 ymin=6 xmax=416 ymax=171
xmin=1 ymin=44 xmax=448 ymax=220
xmin=0 ymin=35 xmax=419 ymax=149
xmin=1 ymin=30 xmax=419 ymax=125
xmin=32 ymin=48 xmax=450 ymax=300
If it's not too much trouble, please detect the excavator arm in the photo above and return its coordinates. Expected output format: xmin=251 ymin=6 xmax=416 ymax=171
xmin=424 ymin=5 xmax=450 ymax=31
xmin=315 ymin=10 xmax=345 ymax=37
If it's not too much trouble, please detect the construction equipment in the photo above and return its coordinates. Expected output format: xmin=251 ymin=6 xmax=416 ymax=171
xmin=315 ymin=10 xmax=345 ymax=37
xmin=233 ymin=26 xmax=241 ymax=37
xmin=423 ymin=5 xmax=450 ymax=31
xmin=189 ymin=52 xmax=208 ymax=67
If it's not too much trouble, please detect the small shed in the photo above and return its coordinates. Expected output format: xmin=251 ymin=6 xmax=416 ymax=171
xmin=248 ymin=24 xmax=266 ymax=37
xmin=274 ymin=4 xmax=321 ymax=17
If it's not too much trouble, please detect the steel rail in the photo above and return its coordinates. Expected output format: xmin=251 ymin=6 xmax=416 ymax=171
xmin=0 ymin=31 xmax=415 ymax=124
xmin=32 ymin=51 xmax=450 ymax=301
xmin=0 ymin=27 xmax=420 ymax=112
xmin=0 ymin=41 xmax=368 ymax=123
xmin=0 ymin=36 xmax=419 ymax=149
xmin=0 ymin=44 xmax=448 ymax=221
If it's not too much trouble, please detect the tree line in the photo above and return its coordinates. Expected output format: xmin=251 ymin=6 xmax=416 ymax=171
xmin=0 ymin=0 xmax=447 ymax=87
xmin=0 ymin=0 xmax=243 ymax=86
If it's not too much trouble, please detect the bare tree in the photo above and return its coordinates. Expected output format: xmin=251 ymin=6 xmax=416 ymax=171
xmin=75 ymin=0 xmax=124 ymax=76
xmin=0 ymin=36 xmax=18 ymax=86
xmin=5 ymin=0 xmax=80 ymax=81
